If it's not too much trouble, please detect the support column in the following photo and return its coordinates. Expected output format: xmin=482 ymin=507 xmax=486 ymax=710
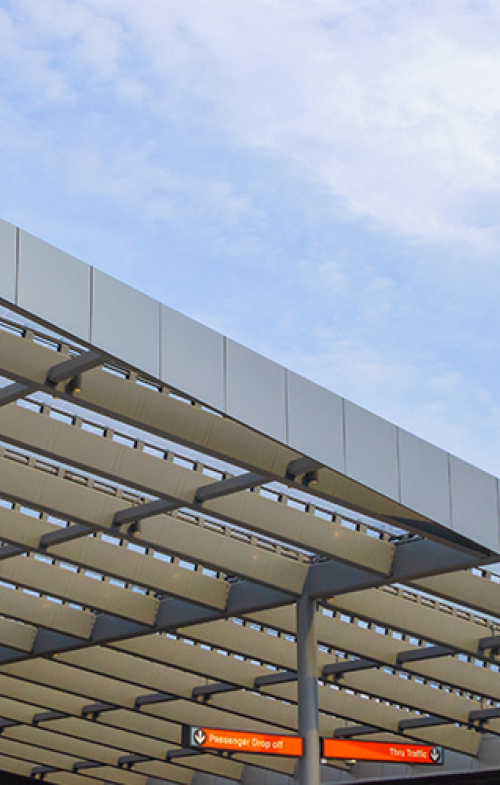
xmin=296 ymin=593 xmax=320 ymax=785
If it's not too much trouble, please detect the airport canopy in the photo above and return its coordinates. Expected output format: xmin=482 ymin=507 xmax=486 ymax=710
xmin=0 ymin=218 xmax=497 ymax=784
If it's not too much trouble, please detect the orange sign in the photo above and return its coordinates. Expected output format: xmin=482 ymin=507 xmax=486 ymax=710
xmin=322 ymin=739 xmax=443 ymax=764
xmin=182 ymin=726 xmax=303 ymax=757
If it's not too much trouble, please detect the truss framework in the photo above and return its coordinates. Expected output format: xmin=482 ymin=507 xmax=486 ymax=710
xmin=0 ymin=246 xmax=496 ymax=784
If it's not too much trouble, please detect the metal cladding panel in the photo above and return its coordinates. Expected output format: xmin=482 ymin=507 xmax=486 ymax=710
xmin=286 ymin=370 xmax=344 ymax=472
xmin=18 ymin=230 xmax=91 ymax=341
xmin=226 ymin=339 xmax=287 ymax=442
xmin=160 ymin=304 xmax=224 ymax=411
xmin=0 ymin=219 xmax=16 ymax=304
xmin=344 ymin=400 xmax=399 ymax=500
xmin=449 ymin=454 xmax=500 ymax=553
xmin=399 ymin=428 xmax=451 ymax=528
xmin=92 ymin=268 xmax=160 ymax=378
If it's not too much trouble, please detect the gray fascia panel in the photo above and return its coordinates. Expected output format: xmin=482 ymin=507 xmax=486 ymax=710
xmin=0 ymin=219 xmax=498 ymax=557
xmin=92 ymin=268 xmax=160 ymax=378
xmin=161 ymin=303 xmax=225 ymax=411
xmin=225 ymin=338 xmax=287 ymax=442
xmin=0 ymin=218 xmax=17 ymax=304
xmin=18 ymin=228 xmax=91 ymax=341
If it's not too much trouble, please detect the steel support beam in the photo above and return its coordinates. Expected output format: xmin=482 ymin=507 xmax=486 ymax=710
xmin=194 ymin=472 xmax=265 ymax=503
xmin=113 ymin=499 xmax=179 ymax=527
xmin=296 ymin=594 xmax=320 ymax=785
xmin=470 ymin=707 xmax=500 ymax=723
xmin=285 ymin=457 xmax=322 ymax=481
xmin=254 ymin=671 xmax=297 ymax=688
xmin=322 ymin=658 xmax=376 ymax=679
xmin=399 ymin=715 xmax=447 ymax=730
xmin=192 ymin=683 xmax=240 ymax=699
xmin=397 ymin=645 xmax=455 ymax=665
xmin=45 ymin=350 xmax=104 ymax=387
xmin=334 ymin=725 xmax=379 ymax=738
xmin=134 ymin=692 xmax=177 ymax=709
xmin=478 ymin=635 xmax=500 ymax=655
xmin=0 ymin=382 xmax=36 ymax=406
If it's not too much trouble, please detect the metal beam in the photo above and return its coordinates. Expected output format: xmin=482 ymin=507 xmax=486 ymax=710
xmin=322 ymin=658 xmax=376 ymax=679
xmin=32 ymin=765 xmax=58 ymax=777
xmin=306 ymin=561 xmax=385 ymax=599
xmin=0 ymin=382 xmax=36 ymax=406
xmin=399 ymin=715 xmax=447 ymax=730
xmin=334 ymin=725 xmax=379 ymax=738
xmin=469 ymin=707 xmax=500 ymax=723
xmin=45 ymin=350 xmax=104 ymax=387
xmin=39 ymin=523 xmax=91 ymax=549
xmin=194 ymin=472 xmax=265 ymax=503
xmin=478 ymin=635 xmax=500 ymax=654
xmin=192 ymin=683 xmax=241 ymax=699
xmin=167 ymin=749 xmax=204 ymax=761
xmin=134 ymin=692 xmax=177 ymax=709
xmin=32 ymin=711 xmax=67 ymax=726
xmin=73 ymin=760 xmax=102 ymax=771
xmin=254 ymin=671 xmax=297 ymax=688
xmin=392 ymin=538 xmax=481 ymax=580
xmin=113 ymin=498 xmax=179 ymax=527
xmin=118 ymin=753 xmax=150 ymax=768
xmin=397 ymin=646 xmax=455 ymax=665
xmin=285 ymin=457 xmax=322 ymax=481
xmin=81 ymin=703 xmax=116 ymax=720
xmin=0 ymin=544 xmax=25 ymax=560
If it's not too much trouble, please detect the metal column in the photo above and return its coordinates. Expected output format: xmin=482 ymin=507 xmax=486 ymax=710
xmin=297 ymin=593 xmax=320 ymax=785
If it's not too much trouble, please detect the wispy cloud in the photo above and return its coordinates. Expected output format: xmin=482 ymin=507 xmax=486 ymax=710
xmin=1 ymin=0 xmax=500 ymax=473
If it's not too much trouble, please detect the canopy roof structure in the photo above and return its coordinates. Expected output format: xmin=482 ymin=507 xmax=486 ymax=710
xmin=0 ymin=218 xmax=498 ymax=784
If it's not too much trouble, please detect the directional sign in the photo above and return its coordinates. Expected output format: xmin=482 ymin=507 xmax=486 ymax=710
xmin=321 ymin=739 xmax=443 ymax=765
xmin=182 ymin=725 xmax=303 ymax=757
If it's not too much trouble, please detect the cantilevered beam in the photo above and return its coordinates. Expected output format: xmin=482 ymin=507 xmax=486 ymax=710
xmin=323 ymin=658 xmax=376 ymax=679
xmin=0 ymin=382 xmax=36 ymax=406
xmin=73 ymin=760 xmax=102 ymax=771
xmin=118 ymin=754 xmax=150 ymax=769
xmin=285 ymin=457 xmax=322 ymax=481
xmin=0 ymin=544 xmax=24 ymax=560
xmin=399 ymin=715 xmax=447 ymax=730
xmin=113 ymin=498 xmax=179 ymax=527
xmin=39 ymin=523 xmax=92 ymax=549
xmin=469 ymin=707 xmax=500 ymax=723
xmin=397 ymin=646 xmax=455 ymax=665
xmin=254 ymin=671 xmax=297 ymax=688
xmin=32 ymin=765 xmax=58 ymax=777
xmin=478 ymin=635 xmax=500 ymax=655
xmin=167 ymin=749 xmax=204 ymax=761
xmin=32 ymin=711 xmax=67 ymax=726
xmin=81 ymin=702 xmax=116 ymax=720
xmin=192 ymin=683 xmax=240 ymax=699
xmin=45 ymin=350 xmax=104 ymax=388
xmin=194 ymin=472 xmax=265 ymax=503
xmin=134 ymin=692 xmax=177 ymax=709
xmin=334 ymin=725 xmax=379 ymax=738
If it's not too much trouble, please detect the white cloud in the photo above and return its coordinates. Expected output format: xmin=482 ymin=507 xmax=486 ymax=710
xmin=5 ymin=0 xmax=500 ymax=250
xmin=2 ymin=0 xmax=500 ymax=474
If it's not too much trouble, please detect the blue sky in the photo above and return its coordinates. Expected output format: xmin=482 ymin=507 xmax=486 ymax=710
xmin=1 ymin=0 xmax=500 ymax=475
